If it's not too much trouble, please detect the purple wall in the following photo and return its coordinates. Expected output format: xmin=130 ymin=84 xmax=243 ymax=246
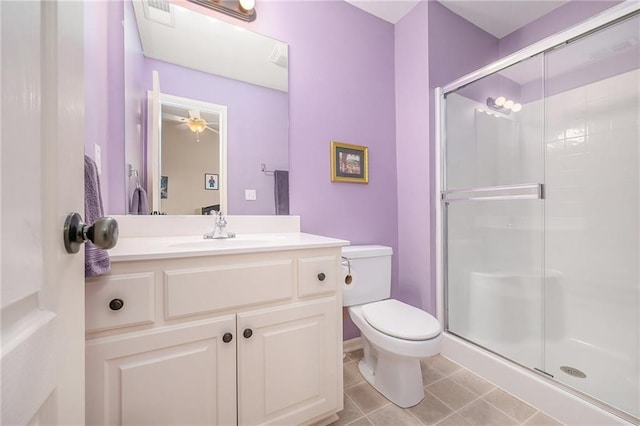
xmin=394 ymin=2 xmax=433 ymax=316
xmin=84 ymin=1 xmax=111 ymax=212
xmin=395 ymin=0 xmax=503 ymax=322
xmin=499 ymin=0 xmax=623 ymax=57
xmin=144 ymin=58 xmax=289 ymax=215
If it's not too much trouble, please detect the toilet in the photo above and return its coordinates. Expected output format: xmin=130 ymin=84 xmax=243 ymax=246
xmin=342 ymin=245 xmax=442 ymax=408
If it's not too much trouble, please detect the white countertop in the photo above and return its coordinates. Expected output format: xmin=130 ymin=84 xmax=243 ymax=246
xmin=107 ymin=232 xmax=350 ymax=262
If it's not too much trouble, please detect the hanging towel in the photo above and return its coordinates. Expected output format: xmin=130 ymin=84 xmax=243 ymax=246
xmin=84 ymin=155 xmax=111 ymax=277
xmin=274 ymin=170 xmax=289 ymax=215
xmin=130 ymin=187 xmax=149 ymax=215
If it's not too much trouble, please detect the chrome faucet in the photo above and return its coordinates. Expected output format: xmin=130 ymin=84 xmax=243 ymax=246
xmin=204 ymin=211 xmax=236 ymax=239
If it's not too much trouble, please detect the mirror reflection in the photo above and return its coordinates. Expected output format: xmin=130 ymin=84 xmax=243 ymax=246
xmin=124 ymin=0 xmax=289 ymax=216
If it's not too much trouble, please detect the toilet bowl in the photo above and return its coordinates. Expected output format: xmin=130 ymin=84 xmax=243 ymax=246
xmin=342 ymin=245 xmax=442 ymax=408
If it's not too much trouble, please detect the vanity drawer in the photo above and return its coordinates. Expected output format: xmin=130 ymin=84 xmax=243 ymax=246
xmin=298 ymin=256 xmax=338 ymax=297
xmin=86 ymin=272 xmax=156 ymax=333
xmin=164 ymin=260 xmax=294 ymax=319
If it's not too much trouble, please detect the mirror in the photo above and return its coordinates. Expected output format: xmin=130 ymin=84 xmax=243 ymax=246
xmin=124 ymin=0 xmax=289 ymax=215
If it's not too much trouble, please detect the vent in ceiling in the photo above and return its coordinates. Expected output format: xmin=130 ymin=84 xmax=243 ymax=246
xmin=143 ymin=0 xmax=175 ymax=27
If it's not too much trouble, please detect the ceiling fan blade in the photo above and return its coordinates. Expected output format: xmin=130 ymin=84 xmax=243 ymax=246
xmin=164 ymin=113 xmax=188 ymax=123
xmin=188 ymin=109 xmax=201 ymax=120
xmin=206 ymin=126 xmax=219 ymax=134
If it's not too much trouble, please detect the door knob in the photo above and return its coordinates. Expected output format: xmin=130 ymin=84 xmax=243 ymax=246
xmin=63 ymin=213 xmax=119 ymax=254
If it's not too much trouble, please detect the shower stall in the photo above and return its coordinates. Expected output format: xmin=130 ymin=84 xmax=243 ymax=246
xmin=437 ymin=3 xmax=639 ymax=423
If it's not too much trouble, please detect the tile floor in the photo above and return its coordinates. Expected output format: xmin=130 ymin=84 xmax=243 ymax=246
xmin=333 ymin=349 xmax=564 ymax=426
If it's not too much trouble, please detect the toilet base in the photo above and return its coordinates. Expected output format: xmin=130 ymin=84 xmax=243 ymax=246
xmin=358 ymin=339 xmax=426 ymax=408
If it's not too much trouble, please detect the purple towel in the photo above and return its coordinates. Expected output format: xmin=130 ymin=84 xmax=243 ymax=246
xmin=274 ymin=170 xmax=289 ymax=215
xmin=130 ymin=187 xmax=149 ymax=215
xmin=84 ymin=155 xmax=110 ymax=277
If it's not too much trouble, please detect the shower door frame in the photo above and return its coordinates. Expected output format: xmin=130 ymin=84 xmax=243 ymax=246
xmin=435 ymin=1 xmax=640 ymax=423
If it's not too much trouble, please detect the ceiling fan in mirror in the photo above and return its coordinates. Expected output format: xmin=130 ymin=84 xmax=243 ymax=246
xmin=163 ymin=109 xmax=219 ymax=142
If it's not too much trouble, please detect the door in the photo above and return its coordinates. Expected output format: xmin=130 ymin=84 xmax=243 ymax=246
xmin=85 ymin=316 xmax=237 ymax=425
xmin=237 ymin=298 xmax=339 ymax=426
xmin=1 ymin=1 xmax=85 ymax=424
xmin=443 ymin=52 xmax=546 ymax=369
xmin=147 ymin=70 xmax=161 ymax=213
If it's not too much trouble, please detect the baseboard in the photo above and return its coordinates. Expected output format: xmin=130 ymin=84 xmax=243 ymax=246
xmin=442 ymin=333 xmax=634 ymax=426
xmin=343 ymin=337 xmax=363 ymax=354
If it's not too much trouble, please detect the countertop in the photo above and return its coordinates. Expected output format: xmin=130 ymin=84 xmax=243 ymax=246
xmin=107 ymin=232 xmax=350 ymax=262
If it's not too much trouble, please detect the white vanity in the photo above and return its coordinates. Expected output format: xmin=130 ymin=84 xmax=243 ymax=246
xmin=85 ymin=216 xmax=348 ymax=425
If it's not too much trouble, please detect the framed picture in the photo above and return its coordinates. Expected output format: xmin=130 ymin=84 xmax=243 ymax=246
xmin=330 ymin=141 xmax=368 ymax=184
xmin=205 ymin=173 xmax=219 ymax=190
xmin=160 ymin=176 xmax=168 ymax=199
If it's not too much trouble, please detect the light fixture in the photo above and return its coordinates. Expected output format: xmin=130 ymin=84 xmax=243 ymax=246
xmin=487 ymin=96 xmax=522 ymax=114
xmin=187 ymin=0 xmax=256 ymax=22
xmin=186 ymin=118 xmax=207 ymax=133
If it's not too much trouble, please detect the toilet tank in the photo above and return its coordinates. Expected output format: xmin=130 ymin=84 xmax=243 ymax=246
xmin=342 ymin=245 xmax=393 ymax=307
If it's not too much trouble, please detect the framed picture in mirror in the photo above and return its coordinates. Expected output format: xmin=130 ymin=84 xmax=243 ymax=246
xmin=205 ymin=173 xmax=219 ymax=190
xmin=160 ymin=176 xmax=168 ymax=199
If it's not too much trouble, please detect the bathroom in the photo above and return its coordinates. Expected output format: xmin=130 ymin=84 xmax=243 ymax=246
xmin=1 ymin=0 xmax=638 ymax=425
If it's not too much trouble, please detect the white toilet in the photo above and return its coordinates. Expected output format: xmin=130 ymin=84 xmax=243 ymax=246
xmin=342 ymin=245 xmax=442 ymax=408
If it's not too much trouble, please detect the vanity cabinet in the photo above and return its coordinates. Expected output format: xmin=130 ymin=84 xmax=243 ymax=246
xmin=85 ymin=247 xmax=343 ymax=426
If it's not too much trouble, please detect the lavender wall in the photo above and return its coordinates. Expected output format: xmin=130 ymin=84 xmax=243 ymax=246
xmin=499 ymin=0 xmax=624 ymax=57
xmin=143 ymin=58 xmax=289 ymax=215
xmin=84 ymin=1 xmax=111 ymax=212
xmin=394 ymin=1 xmax=500 ymax=317
xmin=124 ymin=0 xmax=146 ymax=212
xmin=242 ymin=2 xmax=398 ymax=339
xmin=394 ymin=3 xmax=432 ymax=314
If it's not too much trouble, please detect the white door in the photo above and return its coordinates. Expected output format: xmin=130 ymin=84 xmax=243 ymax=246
xmin=1 ymin=1 xmax=86 ymax=424
xmin=147 ymin=70 xmax=161 ymax=213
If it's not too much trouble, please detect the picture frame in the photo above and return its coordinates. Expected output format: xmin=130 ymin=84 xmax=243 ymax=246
xmin=330 ymin=141 xmax=368 ymax=184
xmin=160 ymin=176 xmax=168 ymax=199
xmin=205 ymin=173 xmax=219 ymax=190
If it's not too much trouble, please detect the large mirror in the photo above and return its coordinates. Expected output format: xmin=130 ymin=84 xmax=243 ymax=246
xmin=124 ymin=0 xmax=289 ymax=215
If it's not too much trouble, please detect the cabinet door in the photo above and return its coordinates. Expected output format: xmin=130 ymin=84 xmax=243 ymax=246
xmin=86 ymin=316 xmax=236 ymax=425
xmin=237 ymin=298 xmax=339 ymax=425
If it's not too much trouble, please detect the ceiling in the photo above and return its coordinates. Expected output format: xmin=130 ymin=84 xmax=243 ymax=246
xmin=346 ymin=0 xmax=569 ymax=38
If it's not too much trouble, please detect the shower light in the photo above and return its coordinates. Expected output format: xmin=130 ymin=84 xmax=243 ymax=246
xmin=187 ymin=0 xmax=256 ymax=22
xmin=504 ymin=100 xmax=514 ymax=109
xmin=512 ymin=103 xmax=522 ymax=112
xmin=495 ymin=96 xmax=506 ymax=106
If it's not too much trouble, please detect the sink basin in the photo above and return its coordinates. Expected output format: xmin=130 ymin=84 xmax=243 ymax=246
xmin=169 ymin=234 xmax=290 ymax=249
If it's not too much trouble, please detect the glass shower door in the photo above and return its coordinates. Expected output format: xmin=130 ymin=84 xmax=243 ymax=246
xmin=444 ymin=54 xmax=546 ymax=369
xmin=543 ymin=13 xmax=639 ymax=418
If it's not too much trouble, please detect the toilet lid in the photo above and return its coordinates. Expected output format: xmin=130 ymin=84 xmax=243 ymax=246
xmin=361 ymin=299 xmax=441 ymax=341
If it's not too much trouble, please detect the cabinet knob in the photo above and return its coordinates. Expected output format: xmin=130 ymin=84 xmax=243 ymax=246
xmin=317 ymin=272 xmax=326 ymax=282
xmin=222 ymin=332 xmax=233 ymax=343
xmin=109 ymin=298 xmax=124 ymax=311
xmin=243 ymin=328 xmax=253 ymax=339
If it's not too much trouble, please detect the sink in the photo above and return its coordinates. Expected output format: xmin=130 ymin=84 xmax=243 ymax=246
xmin=169 ymin=234 xmax=290 ymax=249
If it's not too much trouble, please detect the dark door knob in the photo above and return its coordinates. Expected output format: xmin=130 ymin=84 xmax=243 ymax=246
xmin=222 ymin=333 xmax=233 ymax=343
xmin=109 ymin=298 xmax=124 ymax=311
xmin=64 ymin=212 xmax=119 ymax=254
xmin=243 ymin=328 xmax=253 ymax=339
xmin=317 ymin=272 xmax=326 ymax=281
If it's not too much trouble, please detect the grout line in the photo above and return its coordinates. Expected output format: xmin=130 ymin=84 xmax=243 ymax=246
xmin=520 ymin=409 xmax=541 ymax=425
xmin=404 ymin=405 xmax=429 ymax=426
xmin=365 ymin=401 xmax=392 ymax=417
xmin=481 ymin=397 xmax=529 ymax=425
xmin=425 ymin=387 xmax=485 ymax=415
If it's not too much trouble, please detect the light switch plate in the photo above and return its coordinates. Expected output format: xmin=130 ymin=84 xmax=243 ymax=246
xmin=245 ymin=189 xmax=257 ymax=201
